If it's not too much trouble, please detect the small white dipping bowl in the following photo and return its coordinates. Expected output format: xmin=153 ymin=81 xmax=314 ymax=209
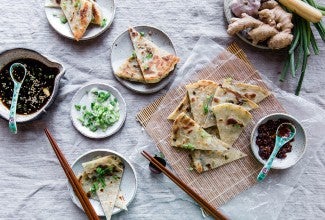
xmin=251 ymin=113 xmax=307 ymax=169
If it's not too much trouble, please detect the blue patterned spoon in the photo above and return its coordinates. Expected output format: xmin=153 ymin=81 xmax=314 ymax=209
xmin=257 ymin=123 xmax=296 ymax=182
xmin=8 ymin=63 xmax=27 ymax=134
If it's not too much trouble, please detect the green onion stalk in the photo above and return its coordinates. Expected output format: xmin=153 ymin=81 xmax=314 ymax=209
xmin=280 ymin=0 xmax=325 ymax=95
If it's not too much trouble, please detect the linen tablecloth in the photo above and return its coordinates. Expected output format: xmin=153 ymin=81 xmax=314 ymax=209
xmin=0 ymin=0 xmax=324 ymax=219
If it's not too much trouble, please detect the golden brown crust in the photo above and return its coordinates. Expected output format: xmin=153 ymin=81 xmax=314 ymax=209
xmin=128 ymin=27 xmax=180 ymax=84
xmin=115 ymin=57 xmax=145 ymax=83
xmin=61 ymin=0 xmax=93 ymax=41
xmin=171 ymin=112 xmax=230 ymax=152
xmin=89 ymin=0 xmax=103 ymax=25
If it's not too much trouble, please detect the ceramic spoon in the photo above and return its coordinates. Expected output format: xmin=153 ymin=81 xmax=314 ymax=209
xmin=8 ymin=63 xmax=27 ymax=134
xmin=257 ymin=123 xmax=296 ymax=182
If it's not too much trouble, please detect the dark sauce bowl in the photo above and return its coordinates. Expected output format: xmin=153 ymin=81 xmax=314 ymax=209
xmin=149 ymin=155 xmax=167 ymax=174
xmin=250 ymin=113 xmax=307 ymax=169
xmin=0 ymin=48 xmax=65 ymax=122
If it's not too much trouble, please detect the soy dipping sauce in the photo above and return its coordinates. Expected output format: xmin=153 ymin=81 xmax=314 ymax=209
xmin=11 ymin=64 xmax=26 ymax=82
xmin=0 ymin=58 xmax=59 ymax=115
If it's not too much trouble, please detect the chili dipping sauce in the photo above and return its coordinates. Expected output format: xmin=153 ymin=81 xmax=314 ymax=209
xmin=256 ymin=119 xmax=294 ymax=160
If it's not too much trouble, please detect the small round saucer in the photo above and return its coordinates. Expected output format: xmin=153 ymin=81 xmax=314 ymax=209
xmin=70 ymin=82 xmax=126 ymax=139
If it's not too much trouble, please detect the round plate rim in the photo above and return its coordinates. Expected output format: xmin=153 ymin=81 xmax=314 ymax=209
xmin=67 ymin=148 xmax=138 ymax=216
xmin=44 ymin=0 xmax=116 ymax=41
xmin=250 ymin=113 xmax=307 ymax=169
xmin=70 ymin=82 xmax=126 ymax=139
xmin=110 ymin=25 xmax=178 ymax=94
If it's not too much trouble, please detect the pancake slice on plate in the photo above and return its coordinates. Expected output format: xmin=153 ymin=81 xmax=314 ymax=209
xmin=190 ymin=148 xmax=247 ymax=173
xmin=88 ymin=0 xmax=104 ymax=26
xmin=47 ymin=0 xmax=104 ymax=26
xmin=171 ymin=112 xmax=230 ymax=152
xmin=80 ymin=155 xmax=125 ymax=220
xmin=115 ymin=55 xmax=145 ymax=83
xmin=186 ymin=80 xmax=217 ymax=128
xmin=212 ymin=103 xmax=252 ymax=145
xmin=79 ymin=173 xmax=127 ymax=210
xmin=128 ymin=27 xmax=180 ymax=83
xmin=60 ymin=0 xmax=93 ymax=41
xmin=96 ymin=172 xmax=123 ymax=220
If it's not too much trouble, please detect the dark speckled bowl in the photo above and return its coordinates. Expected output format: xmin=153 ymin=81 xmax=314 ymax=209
xmin=0 ymin=48 xmax=65 ymax=122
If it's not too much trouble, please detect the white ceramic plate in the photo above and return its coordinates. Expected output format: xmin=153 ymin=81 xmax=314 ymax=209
xmin=251 ymin=113 xmax=307 ymax=169
xmin=224 ymin=0 xmax=270 ymax=50
xmin=70 ymin=83 xmax=126 ymax=138
xmin=67 ymin=149 xmax=137 ymax=216
xmin=111 ymin=25 xmax=178 ymax=94
xmin=45 ymin=0 xmax=115 ymax=41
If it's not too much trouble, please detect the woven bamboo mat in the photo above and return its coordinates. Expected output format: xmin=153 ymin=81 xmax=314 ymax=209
xmin=136 ymin=43 xmax=286 ymax=209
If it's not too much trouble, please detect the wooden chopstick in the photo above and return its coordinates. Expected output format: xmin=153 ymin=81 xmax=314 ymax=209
xmin=44 ymin=128 xmax=99 ymax=220
xmin=141 ymin=150 xmax=228 ymax=220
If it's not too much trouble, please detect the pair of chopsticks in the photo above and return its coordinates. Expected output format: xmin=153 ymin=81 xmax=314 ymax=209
xmin=141 ymin=151 xmax=228 ymax=220
xmin=44 ymin=128 xmax=99 ymax=220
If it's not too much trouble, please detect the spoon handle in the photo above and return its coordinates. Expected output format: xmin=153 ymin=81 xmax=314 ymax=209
xmin=257 ymin=140 xmax=282 ymax=182
xmin=8 ymin=82 xmax=21 ymax=134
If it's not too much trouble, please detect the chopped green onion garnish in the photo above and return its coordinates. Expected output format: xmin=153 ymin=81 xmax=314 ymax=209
xmin=130 ymin=51 xmax=137 ymax=59
xmin=140 ymin=32 xmax=145 ymax=36
xmin=75 ymin=105 xmax=81 ymax=111
xmin=60 ymin=16 xmax=67 ymax=24
xmin=203 ymin=95 xmax=212 ymax=114
xmin=100 ymin=18 xmax=107 ymax=27
xmin=146 ymin=53 xmax=153 ymax=59
xmin=76 ymin=89 xmax=119 ymax=132
xmin=182 ymin=143 xmax=195 ymax=151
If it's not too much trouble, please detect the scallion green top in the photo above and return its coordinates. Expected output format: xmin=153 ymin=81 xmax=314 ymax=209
xmin=75 ymin=89 xmax=120 ymax=132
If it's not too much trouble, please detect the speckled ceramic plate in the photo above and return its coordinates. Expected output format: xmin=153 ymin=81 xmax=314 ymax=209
xmin=224 ymin=0 xmax=270 ymax=50
xmin=70 ymin=82 xmax=126 ymax=138
xmin=251 ymin=113 xmax=307 ymax=169
xmin=67 ymin=149 xmax=137 ymax=216
xmin=110 ymin=25 xmax=178 ymax=94
xmin=45 ymin=0 xmax=115 ymax=41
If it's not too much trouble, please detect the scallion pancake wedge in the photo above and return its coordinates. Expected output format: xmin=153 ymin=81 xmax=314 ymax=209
xmin=171 ymin=112 xmax=230 ymax=152
xmin=115 ymin=56 xmax=145 ymax=83
xmin=88 ymin=0 xmax=104 ymax=26
xmin=186 ymin=80 xmax=218 ymax=128
xmin=81 ymin=155 xmax=124 ymax=220
xmin=79 ymin=173 xmax=127 ymax=210
xmin=190 ymin=148 xmax=247 ymax=173
xmin=60 ymin=0 xmax=93 ymax=41
xmin=212 ymin=103 xmax=252 ymax=145
xmin=128 ymin=27 xmax=180 ymax=83
xmin=222 ymin=78 xmax=270 ymax=103
xmin=212 ymin=84 xmax=259 ymax=111
xmin=167 ymin=94 xmax=192 ymax=120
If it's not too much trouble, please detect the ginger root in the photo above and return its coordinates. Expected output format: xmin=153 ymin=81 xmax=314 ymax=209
xmin=227 ymin=0 xmax=293 ymax=49
xmin=227 ymin=13 xmax=264 ymax=36
xmin=248 ymin=24 xmax=278 ymax=45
